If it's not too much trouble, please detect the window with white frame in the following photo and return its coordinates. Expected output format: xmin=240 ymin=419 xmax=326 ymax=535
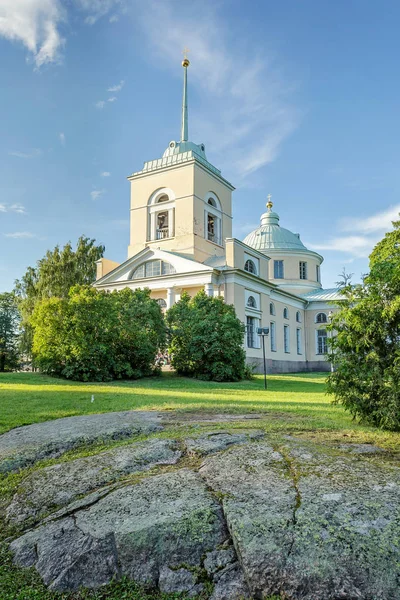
xmin=283 ymin=307 xmax=289 ymax=319
xmin=299 ymin=261 xmax=307 ymax=280
xmin=284 ymin=325 xmax=290 ymax=353
xmin=296 ymin=311 xmax=301 ymax=323
xmin=270 ymin=302 xmax=275 ymax=316
xmin=205 ymin=194 xmax=222 ymax=245
xmin=247 ymin=295 xmax=257 ymax=308
xmin=316 ymin=264 xmax=321 ymax=283
xmin=316 ymin=312 xmax=327 ymax=324
xmin=274 ymin=260 xmax=284 ymax=279
xmin=244 ymin=259 xmax=257 ymax=274
xmin=131 ymin=260 xmax=176 ymax=280
xmin=296 ymin=328 xmax=302 ymax=354
xmin=270 ymin=321 xmax=276 ymax=352
xmin=148 ymin=189 xmax=175 ymax=241
xmin=316 ymin=329 xmax=328 ymax=354
xmin=246 ymin=316 xmax=257 ymax=348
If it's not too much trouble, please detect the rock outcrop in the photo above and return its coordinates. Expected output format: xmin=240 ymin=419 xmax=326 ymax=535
xmin=2 ymin=411 xmax=399 ymax=600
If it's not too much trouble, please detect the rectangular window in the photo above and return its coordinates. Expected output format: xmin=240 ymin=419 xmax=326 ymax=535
xmin=274 ymin=260 xmax=284 ymax=279
xmin=270 ymin=322 xmax=276 ymax=352
xmin=284 ymin=325 xmax=290 ymax=353
xmin=317 ymin=329 xmax=328 ymax=355
xmin=299 ymin=261 xmax=307 ymax=280
xmin=156 ymin=211 xmax=169 ymax=239
xmin=246 ymin=316 xmax=256 ymax=348
xmin=206 ymin=212 xmax=221 ymax=245
xmin=296 ymin=328 xmax=302 ymax=354
xmin=316 ymin=265 xmax=321 ymax=283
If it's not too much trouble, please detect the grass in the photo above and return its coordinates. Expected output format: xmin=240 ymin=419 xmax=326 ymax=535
xmin=1 ymin=371 xmax=400 ymax=450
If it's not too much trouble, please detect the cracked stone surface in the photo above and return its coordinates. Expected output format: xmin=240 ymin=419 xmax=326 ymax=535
xmin=185 ymin=430 xmax=264 ymax=456
xmin=3 ymin=411 xmax=400 ymax=600
xmin=6 ymin=438 xmax=181 ymax=526
xmin=10 ymin=469 xmax=227 ymax=592
xmin=200 ymin=439 xmax=400 ymax=600
xmin=0 ymin=411 xmax=163 ymax=473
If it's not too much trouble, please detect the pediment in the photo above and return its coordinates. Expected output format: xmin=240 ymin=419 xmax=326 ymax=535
xmin=95 ymin=248 xmax=213 ymax=285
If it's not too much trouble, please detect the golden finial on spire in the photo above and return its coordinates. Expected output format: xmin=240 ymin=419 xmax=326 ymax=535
xmin=266 ymin=193 xmax=273 ymax=210
xmin=182 ymin=47 xmax=190 ymax=67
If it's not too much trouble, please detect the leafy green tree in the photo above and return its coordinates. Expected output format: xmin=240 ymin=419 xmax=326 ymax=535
xmin=32 ymin=286 xmax=165 ymax=381
xmin=0 ymin=292 xmax=20 ymax=372
xmin=327 ymin=218 xmax=400 ymax=430
xmin=167 ymin=291 xmax=247 ymax=381
xmin=14 ymin=236 xmax=105 ymax=356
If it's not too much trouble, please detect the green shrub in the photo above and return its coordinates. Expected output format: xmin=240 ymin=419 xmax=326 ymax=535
xmin=167 ymin=291 xmax=247 ymax=382
xmin=32 ymin=286 xmax=165 ymax=381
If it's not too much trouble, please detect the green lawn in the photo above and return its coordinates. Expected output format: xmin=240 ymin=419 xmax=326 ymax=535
xmin=1 ymin=371 xmax=399 ymax=450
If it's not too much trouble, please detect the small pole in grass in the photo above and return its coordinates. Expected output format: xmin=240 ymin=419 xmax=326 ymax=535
xmin=257 ymin=327 xmax=269 ymax=390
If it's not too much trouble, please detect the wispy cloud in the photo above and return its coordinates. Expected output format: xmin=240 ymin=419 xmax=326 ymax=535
xmin=340 ymin=204 xmax=400 ymax=235
xmin=307 ymin=203 xmax=400 ymax=259
xmin=0 ymin=203 xmax=27 ymax=214
xmin=4 ymin=231 xmax=38 ymax=239
xmin=59 ymin=132 xmax=66 ymax=146
xmin=8 ymin=148 xmax=42 ymax=159
xmin=76 ymin=0 xmax=123 ymax=26
xmin=108 ymin=80 xmax=124 ymax=93
xmin=100 ymin=171 xmax=111 ymax=177
xmin=138 ymin=1 xmax=299 ymax=178
xmin=95 ymin=100 xmax=106 ymax=109
xmin=91 ymin=189 xmax=105 ymax=200
xmin=107 ymin=96 xmax=117 ymax=103
xmin=0 ymin=0 xmax=65 ymax=68
xmin=0 ymin=0 xmax=122 ymax=68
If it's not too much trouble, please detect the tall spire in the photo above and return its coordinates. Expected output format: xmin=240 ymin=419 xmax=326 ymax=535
xmin=181 ymin=48 xmax=190 ymax=142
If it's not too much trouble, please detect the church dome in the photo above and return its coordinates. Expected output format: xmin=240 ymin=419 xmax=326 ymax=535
xmin=243 ymin=201 xmax=308 ymax=252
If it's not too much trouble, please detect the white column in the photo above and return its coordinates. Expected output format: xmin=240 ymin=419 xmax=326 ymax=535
xmin=204 ymin=283 xmax=214 ymax=297
xmin=166 ymin=288 xmax=175 ymax=309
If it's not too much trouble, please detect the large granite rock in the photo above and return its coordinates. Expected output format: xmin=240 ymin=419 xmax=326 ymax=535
xmin=10 ymin=469 xmax=228 ymax=592
xmin=6 ymin=438 xmax=181 ymax=526
xmin=4 ymin=411 xmax=400 ymax=600
xmin=0 ymin=411 xmax=162 ymax=473
xmin=200 ymin=439 xmax=400 ymax=600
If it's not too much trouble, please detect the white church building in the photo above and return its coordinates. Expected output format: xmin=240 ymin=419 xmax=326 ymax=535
xmin=94 ymin=57 xmax=341 ymax=373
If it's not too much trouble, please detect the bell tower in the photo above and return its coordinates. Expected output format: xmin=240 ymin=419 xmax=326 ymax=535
xmin=127 ymin=55 xmax=234 ymax=263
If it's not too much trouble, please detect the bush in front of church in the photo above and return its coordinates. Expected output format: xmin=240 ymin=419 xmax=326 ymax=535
xmin=166 ymin=291 xmax=248 ymax=381
xmin=31 ymin=286 xmax=166 ymax=381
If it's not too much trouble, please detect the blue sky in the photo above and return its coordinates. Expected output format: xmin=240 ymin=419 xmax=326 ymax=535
xmin=1 ymin=0 xmax=400 ymax=292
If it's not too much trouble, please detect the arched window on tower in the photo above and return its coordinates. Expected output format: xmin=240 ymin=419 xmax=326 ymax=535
xmin=205 ymin=194 xmax=222 ymax=245
xmin=270 ymin=302 xmax=275 ymax=316
xmin=296 ymin=311 xmax=301 ymax=323
xmin=283 ymin=307 xmax=289 ymax=319
xmin=244 ymin=259 xmax=257 ymax=275
xmin=148 ymin=189 xmax=175 ymax=241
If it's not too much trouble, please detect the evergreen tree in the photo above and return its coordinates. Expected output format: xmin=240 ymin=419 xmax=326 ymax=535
xmin=327 ymin=218 xmax=400 ymax=430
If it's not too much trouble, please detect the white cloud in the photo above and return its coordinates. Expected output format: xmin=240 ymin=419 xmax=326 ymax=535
xmin=8 ymin=148 xmax=42 ymax=159
xmin=76 ymin=0 xmax=122 ymax=26
xmin=308 ymin=236 xmax=376 ymax=258
xmin=139 ymin=1 xmax=299 ymax=178
xmin=91 ymin=189 xmax=105 ymax=200
xmin=59 ymin=132 xmax=65 ymax=145
xmin=340 ymin=204 xmax=400 ymax=235
xmin=100 ymin=171 xmax=111 ymax=177
xmin=0 ymin=0 xmax=65 ymax=68
xmin=95 ymin=100 xmax=106 ymax=109
xmin=107 ymin=79 xmax=124 ymax=93
xmin=107 ymin=96 xmax=117 ymax=102
xmin=4 ymin=231 xmax=38 ymax=239
xmin=109 ymin=14 xmax=119 ymax=23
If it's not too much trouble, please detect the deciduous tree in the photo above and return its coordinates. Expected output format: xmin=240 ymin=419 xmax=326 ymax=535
xmin=0 ymin=292 xmax=20 ymax=372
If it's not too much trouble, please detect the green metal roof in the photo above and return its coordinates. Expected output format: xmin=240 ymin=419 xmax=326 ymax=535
xmin=243 ymin=205 xmax=308 ymax=252
xmin=302 ymin=288 xmax=343 ymax=301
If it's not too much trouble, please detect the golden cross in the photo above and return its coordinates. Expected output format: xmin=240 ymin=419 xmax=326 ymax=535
xmin=267 ymin=193 xmax=272 ymax=203
xmin=182 ymin=47 xmax=190 ymax=59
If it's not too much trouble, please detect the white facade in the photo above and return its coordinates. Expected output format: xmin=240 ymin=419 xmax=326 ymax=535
xmin=94 ymin=62 xmax=341 ymax=373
